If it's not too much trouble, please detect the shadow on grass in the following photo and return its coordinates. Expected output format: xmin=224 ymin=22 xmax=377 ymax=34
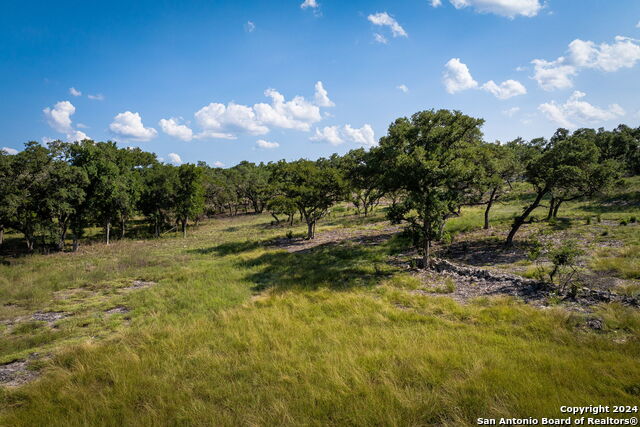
xmin=189 ymin=240 xmax=263 ymax=256
xmin=442 ymin=237 xmax=532 ymax=266
xmin=244 ymin=233 xmax=410 ymax=293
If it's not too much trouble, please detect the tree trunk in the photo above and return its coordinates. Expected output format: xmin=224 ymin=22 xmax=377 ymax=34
xmin=506 ymin=190 xmax=546 ymax=246
xmin=0 ymin=225 xmax=4 ymax=245
xmin=105 ymin=220 xmax=111 ymax=245
xmin=306 ymin=220 xmax=315 ymax=240
xmin=121 ymin=218 xmax=126 ymax=239
xmin=58 ymin=223 xmax=68 ymax=251
xmin=26 ymin=236 xmax=34 ymax=252
xmin=553 ymin=199 xmax=563 ymax=218
xmin=271 ymin=212 xmax=280 ymax=225
xmin=182 ymin=218 xmax=188 ymax=238
xmin=547 ymin=197 xmax=556 ymax=220
xmin=72 ymin=235 xmax=79 ymax=252
xmin=289 ymin=213 xmax=294 ymax=226
xmin=484 ymin=187 xmax=498 ymax=230
xmin=154 ymin=217 xmax=160 ymax=238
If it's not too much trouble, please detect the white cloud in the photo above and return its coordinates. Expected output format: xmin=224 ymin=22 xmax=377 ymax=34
xmin=431 ymin=0 xmax=443 ymax=6
xmin=69 ymin=87 xmax=82 ymax=97
xmin=44 ymin=101 xmax=75 ymax=133
xmin=538 ymin=91 xmax=626 ymax=128
xmin=397 ymin=84 xmax=409 ymax=93
xmin=532 ymin=36 xmax=640 ymax=91
xmin=245 ymin=21 xmax=255 ymax=32
xmin=367 ymin=12 xmax=407 ymax=38
xmin=568 ymin=36 xmax=640 ymax=72
xmin=637 ymin=20 xmax=640 ymax=29
xmin=194 ymin=84 xmax=325 ymax=140
xmin=343 ymin=124 xmax=376 ymax=146
xmin=159 ymin=118 xmax=194 ymax=141
xmin=109 ymin=111 xmax=158 ymax=141
xmin=444 ymin=58 xmax=526 ymax=99
xmin=43 ymin=100 xmax=90 ymax=142
xmin=310 ymin=125 xmax=344 ymax=145
xmin=502 ymin=107 xmax=520 ymax=117
xmin=443 ymin=58 xmax=478 ymax=93
xmin=373 ymin=33 xmax=388 ymax=44
xmin=195 ymin=102 xmax=267 ymax=138
xmin=213 ymin=161 xmax=225 ymax=168
xmin=531 ymin=58 xmax=577 ymax=91
xmin=167 ymin=153 xmax=182 ymax=165
xmin=87 ymin=94 xmax=104 ymax=101
xmin=67 ymin=130 xmax=89 ymax=142
xmin=314 ymin=81 xmax=335 ymax=107
xmin=310 ymin=124 xmax=376 ymax=146
xmin=1 ymin=147 xmax=18 ymax=155
xmin=300 ymin=0 xmax=318 ymax=9
xmin=254 ymin=89 xmax=322 ymax=131
xmin=481 ymin=79 xmax=527 ymax=99
xmin=255 ymin=139 xmax=280 ymax=149
xmin=447 ymin=0 xmax=542 ymax=18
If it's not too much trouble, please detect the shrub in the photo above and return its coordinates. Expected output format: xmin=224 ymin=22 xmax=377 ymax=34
xmin=620 ymin=220 xmax=628 ymax=226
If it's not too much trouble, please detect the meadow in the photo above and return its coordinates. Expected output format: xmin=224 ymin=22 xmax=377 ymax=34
xmin=0 ymin=178 xmax=639 ymax=426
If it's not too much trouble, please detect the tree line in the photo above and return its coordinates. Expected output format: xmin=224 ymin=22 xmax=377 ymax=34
xmin=1 ymin=110 xmax=638 ymax=266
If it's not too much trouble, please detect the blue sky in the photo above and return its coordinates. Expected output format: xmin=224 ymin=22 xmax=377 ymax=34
xmin=1 ymin=0 xmax=639 ymax=167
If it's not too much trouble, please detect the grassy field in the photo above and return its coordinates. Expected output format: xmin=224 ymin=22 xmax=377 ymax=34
xmin=0 ymin=179 xmax=639 ymax=426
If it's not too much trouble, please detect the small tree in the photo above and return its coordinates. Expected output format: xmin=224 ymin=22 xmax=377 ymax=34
xmin=379 ymin=109 xmax=484 ymax=268
xmin=471 ymin=142 xmax=520 ymax=229
xmin=140 ymin=164 xmax=178 ymax=237
xmin=340 ymin=148 xmax=385 ymax=216
xmin=174 ymin=164 xmax=205 ymax=237
xmin=505 ymin=131 xmax=607 ymax=246
xmin=269 ymin=159 xmax=346 ymax=239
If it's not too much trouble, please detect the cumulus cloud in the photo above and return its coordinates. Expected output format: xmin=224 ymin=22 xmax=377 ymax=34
xmin=167 ymin=153 xmax=182 ymax=165
xmin=69 ymin=87 xmax=82 ymax=97
xmin=193 ymin=84 xmax=328 ymax=140
xmin=368 ymin=12 xmax=407 ymax=38
xmin=310 ymin=124 xmax=376 ymax=146
xmin=481 ymin=79 xmax=527 ymax=99
xmin=373 ymin=33 xmax=388 ymax=44
xmin=343 ymin=124 xmax=376 ymax=146
xmin=213 ymin=161 xmax=225 ymax=168
xmin=568 ymin=36 xmax=640 ymax=72
xmin=532 ymin=36 xmax=640 ymax=91
xmin=88 ymin=94 xmax=104 ymax=101
xmin=1 ymin=147 xmax=18 ymax=155
xmin=195 ymin=103 xmax=266 ymax=139
xmin=44 ymin=101 xmax=75 ymax=134
xmin=109 ymin=111 xmax=158 ymax=141
xmin=300 ymin=0 xmax=318 ymax=9
xmin=43 ymin=100 xmax=90 ymax=142
xmin=443 ymin=58 xmax=478 ymax=93
xmin=255 ymin=139 xmax=280 ymax=149
xmin=538 ymin=91 xmax=625 ymax=128
xmin=310 ymin=125 xmax=344 ymax=145
xmin=314 ymin=81 xmax=335 ymax=107
xmin=159 ymin=118 xmax=194 ymax=141
xmin=397 ymin=84 xmax=409 ymax=93
xmin=255 ymin=89 xmax=322 ymax=131
xmin=245 ymin=21 xmax=255 ymax=32
xmin=444 ymin=58 xmax=526 ymax=99
xmin=444 ymin=0 xmax=542 ymax=18
xmin=531 ymin=58 xmax=577 ymax=91
xmin=431 ymin=0 xmax=443 ymax=6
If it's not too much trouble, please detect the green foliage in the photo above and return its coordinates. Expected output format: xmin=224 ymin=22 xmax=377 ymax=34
xmin=378 ymin=109 xmax=484 ymax=265
xmin=268 ymin=159 xmax=346 ymax=239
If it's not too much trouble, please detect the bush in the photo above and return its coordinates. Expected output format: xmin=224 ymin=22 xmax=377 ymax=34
xmin=630 ymin=216 xmax=637 ymax=223
xmin=620 ymin=220 xmax=628 ymax=226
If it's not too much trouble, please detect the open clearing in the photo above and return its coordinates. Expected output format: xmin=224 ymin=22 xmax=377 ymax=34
xmin=1 ymin=184 xmax=639 ymax=426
